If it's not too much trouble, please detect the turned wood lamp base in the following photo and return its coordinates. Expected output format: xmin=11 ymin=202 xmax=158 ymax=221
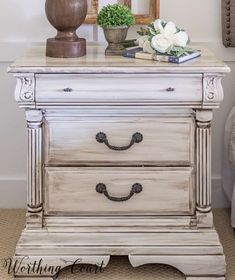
xmin=46 ymin=38 xmax=86 ymax=58
xmin=45 ymin=0 xmax=88 ymax=58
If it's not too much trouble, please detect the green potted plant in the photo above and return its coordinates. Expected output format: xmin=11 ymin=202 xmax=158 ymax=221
xmin=97 ymin=4 xmax=135 ymax=56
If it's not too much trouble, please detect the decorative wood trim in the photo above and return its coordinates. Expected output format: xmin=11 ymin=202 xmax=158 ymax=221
xmin=25 ymin=110 xmax=43 ymax=229
xmin=119 ymin=0 xmax=160 ymax=24
xmin=14 ymin=74 xmax=35 ymax=108
xmin=195 ymin=110 xmax=213 ymax=215
xmin=44 ymin=216 xmax=196 ymax=229
xmin=8 ymin=46 xmax=230 ymax=74
xmin=196 ymin=211 xmax=213 ymax=228
xmin=203 ymin=74 xmax=224 ymax=108
xmin=129 ymin=255 xmax=225 ymax=278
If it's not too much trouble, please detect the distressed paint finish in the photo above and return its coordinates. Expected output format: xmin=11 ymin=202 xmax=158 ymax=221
xmin=14 ymin=74 xmax=35 ymax=108
xmin=25 ymin=110 xmax=43 ymax=229
xmin=35 ymin=74 xmax=203 ymax=106
xmin=196 ymin=110 xmax=213 ymax=213
xmin=44 ymin=117 xmax=194 ymax=166
xmin=8 ymin=46 xmax=230 ymax=75
xmin=8 ymin=45 xmax=229 ymax=280
xmin=44 ymin=167 xmax=194 ymax=215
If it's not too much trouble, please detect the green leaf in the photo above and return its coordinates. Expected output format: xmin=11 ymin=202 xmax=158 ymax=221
xmin=97 ymin=4 xmax=135 ymax=27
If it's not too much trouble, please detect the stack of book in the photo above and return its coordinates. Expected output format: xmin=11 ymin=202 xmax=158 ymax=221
xmin=123 ymin=47 xmax=201 ymax=64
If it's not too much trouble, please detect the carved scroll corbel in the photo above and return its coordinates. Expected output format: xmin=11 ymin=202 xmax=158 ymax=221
xmin=203 ymin=74 xmax=224 ymax=108
xmin=14 ymin=74 xmax=35 ymax=108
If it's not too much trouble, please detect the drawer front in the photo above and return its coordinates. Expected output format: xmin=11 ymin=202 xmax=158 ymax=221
xmin=36 ymin=74 xmax=202 ymax=104
xmin=44 ymin=117 xmax=195 ymax=166
xmin=44 ymin=167 xmax=195 ymax=215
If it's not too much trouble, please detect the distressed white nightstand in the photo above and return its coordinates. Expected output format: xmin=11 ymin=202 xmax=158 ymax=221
xmin=8 ymin=45 xmax=230 ymax=280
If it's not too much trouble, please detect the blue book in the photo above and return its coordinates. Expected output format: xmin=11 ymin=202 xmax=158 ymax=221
xmin=123 ymin=47 xmax=201 ymax=64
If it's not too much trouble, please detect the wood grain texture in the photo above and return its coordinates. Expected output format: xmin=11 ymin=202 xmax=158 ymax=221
xmin=44 ymin=167 xmax=194 ymax=215
xmin=129 ymin=255 xmax=225 ymax=277
xmin=36 ymin=74 xmax=202 ymax=105
xmin=25 ymin=110 xmax=43 ymax=229
xmin=17 ymin=229 xmax=221 ymax=247
xmin=196 ymin=110 xmax=213 ymax=214
xmin=85 ymin=0 xmax=98 ymax=24
xmin=119 ymin=0 xmax=160 ymax=24
xmin=84 ymin=0 xmax=160 ymax=25
xmin=44 ymin=117 xmax=194 ymax=166
xmin=14 ymin=228 xmax=225 ymax=279
xmin=8 ymin=45 xmax=230 ymax=74
xmin=16 ymin=245 xmax=223 ymax=257
xmin=44 ymin=215 xmax=196 ymax=229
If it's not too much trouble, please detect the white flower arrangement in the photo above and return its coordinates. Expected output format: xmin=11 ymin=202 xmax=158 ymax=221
xmin=137 ymin=19 xmax=195 ymax=57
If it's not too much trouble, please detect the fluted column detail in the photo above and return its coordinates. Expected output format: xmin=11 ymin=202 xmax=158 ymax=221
xmin=196 ymin=110 xmax=213 ymax=214
xmin=26 ymin=110 xmax=43 ymax=229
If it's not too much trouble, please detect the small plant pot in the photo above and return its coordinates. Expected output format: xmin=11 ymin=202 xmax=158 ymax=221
xmin=103 ymin=26 xmax=129 ymax=56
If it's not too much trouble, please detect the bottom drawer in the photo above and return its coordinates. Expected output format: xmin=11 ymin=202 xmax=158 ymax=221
xmin=44 ymin=167 xmax=195 ymax=215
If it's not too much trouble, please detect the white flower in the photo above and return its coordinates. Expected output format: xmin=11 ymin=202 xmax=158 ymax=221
xmin=136 ymin=35 xmax=149 ymax=48
xmin=172 ymin=31 xmax=189 ymax=47
xmin=138 ymin=19 xmax=189 ymax=54
xmin=163 ymin=22 xmax=177 ymax=37
xmin=151 ymin=21 xmax=178 ymax=53
xmin=143 ymin=39 xmax=156 ymax=54
xmin=151 ymin=34 xmax=172 ymax=53
xmin=153 ymin=19 xmax=164 ymax=33
xmin=137 ymin=36 xmax=155 ymax=54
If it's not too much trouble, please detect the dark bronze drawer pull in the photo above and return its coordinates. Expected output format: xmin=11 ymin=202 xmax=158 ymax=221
xmin=96 ymin=183 xmax=143 ymax=202
xmin=96 ymin=132 xmax=143 ymax=151
xmin=166 ymin=87 xmax=175 ymax=92
xmin=63 ymin=88 xmax=73 ymax=92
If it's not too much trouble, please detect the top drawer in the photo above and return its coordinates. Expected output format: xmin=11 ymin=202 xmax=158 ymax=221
xmin=35 ymin=74 xmax=202 ymax=105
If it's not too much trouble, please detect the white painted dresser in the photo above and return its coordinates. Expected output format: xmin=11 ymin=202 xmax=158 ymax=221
xmin=8 ymin=46 xmax=230 ymax=280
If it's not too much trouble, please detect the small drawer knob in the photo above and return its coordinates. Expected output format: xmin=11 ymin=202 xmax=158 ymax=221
xmin=166 ymin=87 xmax=175 ymax=92
xmin=63 ymin=88 xmax=73 ymax=93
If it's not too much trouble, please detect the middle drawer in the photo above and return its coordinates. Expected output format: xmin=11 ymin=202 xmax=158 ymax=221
xmin=44 ymin=117 xmax=194 ymax=166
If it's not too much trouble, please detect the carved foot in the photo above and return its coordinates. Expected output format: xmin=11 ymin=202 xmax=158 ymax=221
xmin=129 ymin=255 xmax=226 ymax=280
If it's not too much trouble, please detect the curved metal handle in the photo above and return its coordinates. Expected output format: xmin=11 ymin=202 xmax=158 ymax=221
xmin=96 ymin=183 xmax=143 ymax=202
xmin=96 ymin=132 xmax=143 ymax=151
